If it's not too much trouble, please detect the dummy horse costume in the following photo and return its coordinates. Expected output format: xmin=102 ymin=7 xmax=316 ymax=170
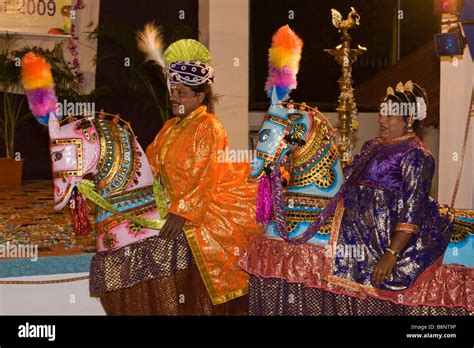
xmin=21 ymin=52 xmax=169 ymax=297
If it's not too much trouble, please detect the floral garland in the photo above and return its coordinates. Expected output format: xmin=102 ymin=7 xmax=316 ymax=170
xmin=67 ymin=0 xmax=85 ymax=84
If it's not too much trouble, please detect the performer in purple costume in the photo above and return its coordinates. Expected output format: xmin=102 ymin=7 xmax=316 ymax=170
xmin=241 ymin=81 xmax=471 ymax=315
xmin=332 ymin=83 xmax=454 ymax=291
xmin=288 ymin=80 xmax=454 ymax=291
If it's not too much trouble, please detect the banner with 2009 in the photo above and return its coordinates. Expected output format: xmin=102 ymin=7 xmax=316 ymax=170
xmin=0 ymin=0 xmax=73 ymax=36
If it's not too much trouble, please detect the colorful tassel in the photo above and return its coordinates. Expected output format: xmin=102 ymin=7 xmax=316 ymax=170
xmin=25 ymin=88 xmax=57 ymax=125
xmin=265 ymin=25 xmax=303 ymax=101
xmin=21 ymin=52 xmax=58 ymax=125
xmin=256 ymin=175 xmax=272 ymax=224
xmin=70 ymin=188 xmax=91 ymax=236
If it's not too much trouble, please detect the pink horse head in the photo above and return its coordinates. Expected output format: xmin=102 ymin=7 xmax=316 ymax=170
xmin=21 ymin=51 xmax=161 ymax=252
xmin=46 ymin=112 xmax=160 ymax=251
xmin=47 ymin=113 xmax=100 ymax=210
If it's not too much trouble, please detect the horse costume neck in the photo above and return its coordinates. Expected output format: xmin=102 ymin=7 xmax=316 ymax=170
xmin=91 ymin=119 xmax=156 ymax=236
xmin=92 ymin=118 xmax=149 ymax=196
xmin=284 ymin=114 xmax=340 ymax=196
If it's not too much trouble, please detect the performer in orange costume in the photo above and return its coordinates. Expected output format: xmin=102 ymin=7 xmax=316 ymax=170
xmin=142 ymin=25 xmax=260 ymax=313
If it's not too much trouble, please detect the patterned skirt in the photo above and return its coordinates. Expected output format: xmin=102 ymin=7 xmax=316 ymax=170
xmin=249 ymin=276 xmax=470 ymax=316
xmin=90 ymin=232 xmax=248 ymax=315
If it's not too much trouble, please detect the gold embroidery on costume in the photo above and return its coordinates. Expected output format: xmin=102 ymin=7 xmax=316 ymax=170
xmin=146 ymin=106 xmax=260 ymax=305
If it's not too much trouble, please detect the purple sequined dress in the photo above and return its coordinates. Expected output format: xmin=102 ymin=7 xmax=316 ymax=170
xmin=331 ymin=134 xmax=453 ymax=291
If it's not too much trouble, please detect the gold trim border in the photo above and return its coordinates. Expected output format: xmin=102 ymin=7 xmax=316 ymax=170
xmin=183 ymin=225 xmax=248 ymax=305
xmin=322 ymin=200 xmax=383 ymax=297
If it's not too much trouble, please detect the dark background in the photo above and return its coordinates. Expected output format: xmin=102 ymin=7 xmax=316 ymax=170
xmin=1 ymin=0 xmax=440 ymax=180
xmin=249 ymin=0 xmax=439 ymax=109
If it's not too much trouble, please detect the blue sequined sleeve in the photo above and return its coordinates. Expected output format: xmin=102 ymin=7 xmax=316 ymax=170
xmin=397 ymin=148 xmax=435 ymax=232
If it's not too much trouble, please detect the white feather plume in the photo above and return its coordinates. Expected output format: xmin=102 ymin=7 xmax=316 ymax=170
xmin=137 ymin=23 xmax=165 ymax=68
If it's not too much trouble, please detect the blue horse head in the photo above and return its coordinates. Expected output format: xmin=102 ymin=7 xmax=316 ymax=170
xmin=251 ymin=86 xmax=343 ymax=199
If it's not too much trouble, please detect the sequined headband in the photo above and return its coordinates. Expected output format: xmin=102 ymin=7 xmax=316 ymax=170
xmin=165 ymin=61 xmax=215 ymax=86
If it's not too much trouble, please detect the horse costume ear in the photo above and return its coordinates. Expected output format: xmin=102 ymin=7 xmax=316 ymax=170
xmin=270 ymin=86 xmax=280 ymax=105
xmin=265 ymin=25 xmax=303 ymax=103
xmin=21 ymin=52 xmax=59 ymax=127
xmin=48 ymin=112 xmax=60 ymax=138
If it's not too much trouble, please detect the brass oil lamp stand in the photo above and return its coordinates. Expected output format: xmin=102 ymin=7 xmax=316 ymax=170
xmin=324 ymin=7 xmax=367 ymax=165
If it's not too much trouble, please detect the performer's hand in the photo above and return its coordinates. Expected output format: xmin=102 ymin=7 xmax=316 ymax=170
xmin=160 ymin=213 xmax=186 ymax=240
xmin=371 ymin=252 xmax=397 ymax=288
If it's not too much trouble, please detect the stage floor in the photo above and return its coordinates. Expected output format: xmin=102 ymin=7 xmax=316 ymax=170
xmin=0 ymin=180 xmax=96 ymax=258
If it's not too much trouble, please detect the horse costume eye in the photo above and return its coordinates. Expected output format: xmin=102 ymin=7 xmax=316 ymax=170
xmin=52 ymin=151 xmax=63 ymax=162
xmin=259 ymin=129 xmax=271 ymax=142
